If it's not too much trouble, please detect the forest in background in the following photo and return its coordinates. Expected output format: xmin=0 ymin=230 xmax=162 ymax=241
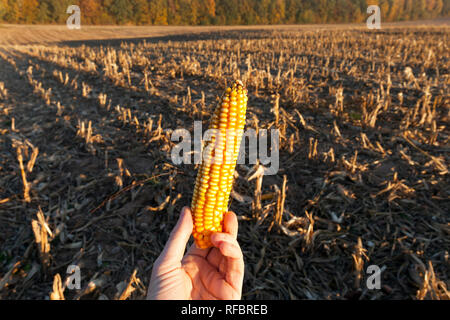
xmin=0 ymin=0 xmax=449 ymax=26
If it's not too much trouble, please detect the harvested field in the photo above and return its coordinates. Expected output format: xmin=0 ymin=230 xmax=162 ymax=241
xmin=0 ymin=23 xmax=449 ymax=300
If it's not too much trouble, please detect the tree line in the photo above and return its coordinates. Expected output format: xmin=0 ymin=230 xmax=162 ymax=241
xmin=0 ymin=0 xmax=448 ymax=25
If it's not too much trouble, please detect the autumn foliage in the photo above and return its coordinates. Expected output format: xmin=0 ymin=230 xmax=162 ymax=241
xmin=0 ymin=0 xmax=448 ymax=25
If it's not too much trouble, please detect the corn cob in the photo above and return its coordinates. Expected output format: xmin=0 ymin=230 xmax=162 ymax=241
xmin=191 ymin=80 xmax=248 ymax=249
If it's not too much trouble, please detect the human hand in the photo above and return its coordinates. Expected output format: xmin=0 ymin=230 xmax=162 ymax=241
xmin=147 ymin=206 xmax=244 ymax=300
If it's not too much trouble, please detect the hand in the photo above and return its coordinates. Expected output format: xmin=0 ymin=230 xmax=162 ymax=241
xmin=147 ymin=207 xmax=245 ymax=300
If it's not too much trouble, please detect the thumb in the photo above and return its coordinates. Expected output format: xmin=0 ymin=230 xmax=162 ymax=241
xmin=157 ymin=206 xmax=193 ymax=267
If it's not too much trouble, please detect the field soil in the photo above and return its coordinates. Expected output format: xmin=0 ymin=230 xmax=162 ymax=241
xmin=0 ymin=23 xmax=449 ymax=300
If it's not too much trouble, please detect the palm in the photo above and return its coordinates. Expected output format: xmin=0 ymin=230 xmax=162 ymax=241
xmin=147 ymin=209 xmax=244 ymax=300
xmin=181 ymin=245 xmax=242 ymax=300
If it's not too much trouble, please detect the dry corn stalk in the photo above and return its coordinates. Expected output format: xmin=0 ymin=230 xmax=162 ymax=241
xmin=16 ymin=147 xmax=31 ymax=202
xmin=31 ymin=208 xmax=52 ymax=271
xmin=118 ymin=269 xmax=138 ymax=300
xmin=249 ymin=164 xmax=265 ymax=218
xmin=268 ymin=175 xmax=287 ymax=232
xmin=0 ymin=261 xmax=21 ymax=291
xmin=352 ymin=237 xmax=368 ymax=288
xmin=0 ymin=81 xmax=7 ymax=98
xmin=27 ymin=145 xmax=39 ymax=173
xmin=190 ymin=80 xmax=248 ymax=249
xmin=416 ymin=261 xmax=450 ymax=300
xmin=50 ymin=274 xmax=65 ymax=300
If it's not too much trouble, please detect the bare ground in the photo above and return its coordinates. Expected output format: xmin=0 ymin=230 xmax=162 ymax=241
xmin=0 ymin=24 xmax=449 ymax=300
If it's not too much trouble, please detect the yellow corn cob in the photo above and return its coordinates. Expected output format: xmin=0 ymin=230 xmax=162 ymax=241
xmin=191 ymin=80 xmax=248 ymax=249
